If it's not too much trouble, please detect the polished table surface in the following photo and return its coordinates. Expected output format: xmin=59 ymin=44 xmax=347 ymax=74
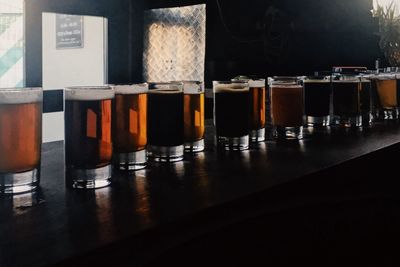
xmin=1 ymin=121 xmax=400 ymax=266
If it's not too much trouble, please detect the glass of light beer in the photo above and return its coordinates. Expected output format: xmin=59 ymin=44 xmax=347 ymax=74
xmin=178 ymin=81 xmax=205 ymax=153
xmin=213 ymin=81 xmax=250 ymax=150
xmin=370 ymin=74 xmax=398 ymax=120
xmin=232 ymin=77 xmax=266 ymax=143
xmin=64 ymin=86 xmax=114 ymax=189
xmin=0 ymin=88 xmax=42 ymax=194
xmin=147 ymin=82 xmax=184 ymax=162
xmin=112 ymin=84 xmax=148 ymax=170
xmin=269 ymin=77 xmax=304 ymax=140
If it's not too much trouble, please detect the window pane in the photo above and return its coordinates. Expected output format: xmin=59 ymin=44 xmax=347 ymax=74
xmin=143 ymin=4 xmax=206 ymax=82
xmin=0 ymin=0 xmax=24 ymax=88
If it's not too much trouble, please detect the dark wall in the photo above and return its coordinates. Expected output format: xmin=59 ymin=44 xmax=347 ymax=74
xmin=146 ymin=0 xmax=384 ymax=86
xmin=25 ymin=0 xmax=144 ymax=87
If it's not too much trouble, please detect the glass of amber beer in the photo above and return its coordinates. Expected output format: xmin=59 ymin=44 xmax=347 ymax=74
xmin=213 ymin=81 xmax=250 ymax=150
xmin=269 ymin=77 xmax=304 ymax=140
xmin=232 ymin=77 xmax=266 ymax=143
xmin=0 ymin=88 xmax=42 ymax=194
xmin=64 ymin=86 xmax=114 ymax=189
xmin=370 ymin=74 xmax=398 ymax=120
xmin=179 ymin=81 xmax=205 ymax=153
xmin=113 ymin=84 xmax=148 ymax=170
xmin=147 ymin=82 xmax=184 ymax=162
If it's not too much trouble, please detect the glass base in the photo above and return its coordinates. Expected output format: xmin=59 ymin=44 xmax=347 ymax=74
xmin=275 ymin=126 xmax=303 ymax=140
xmin=147 ymin=145 xmax=184 ymax=162
xmin=306 ymin=115 xmax=330 ymax=127
xmin=67 ymin=164 xmax=112 ymax=189
xmin=334 ymin=115 xmax=362 ymax=128
xmin=217 ymin=135 xmax=249 ymax=151
xmin=0 ymin=168 xmax=39 ymax=194
xmin=184 ymin=139 xmax=205 ymax=153
xmin=114 ymin=150 xmax=147 ymax=171
xmin=383 ymin=109 xmax=399 ymax=120
xmin=362 ymin=112 xmax=372 ymax=127
xmin=250 ymin=128 xmax=265 ymax=143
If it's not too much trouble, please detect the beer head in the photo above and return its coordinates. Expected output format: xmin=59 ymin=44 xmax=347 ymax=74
xmin=213 ymin=81 xmax=249 ymax=93
xmin=148 ymin=82 xmax=183 ymax=93
xmin=0 ymin=87 xmax=42 ymax=104
xmin=248 ymin=79 xmax=265 ymax=88
xmin=302 ymin=76 xmax=331 ymax=84
xmin=171 ymin=81 xmax=204 ymax=94
xmin=65 ymin=86 xmax=114 ymax=101
xmin=113 ymin=83 xmax=148 ymax=95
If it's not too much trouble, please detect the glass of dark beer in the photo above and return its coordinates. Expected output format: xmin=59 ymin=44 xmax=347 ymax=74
xmin=269 ymin=77 xmax=304 ymax=140
xmin=179 ymin=81 xmax=205 ymax=153
xmin=360 ymin=76 xmax=372 ymax=126
xmin=0 ymin=88 xmax=42 ymax=194
xmin=332 ymin=75 xmax=362 ymax=128
xmin=147 ymin=82 xmax=184 ymax=162
xmin=213 ymin=81 xmax=250 ymax=151
xmin=113 ymin=84 xmax=148 ymax=170
xmin=302 ymin=76 xmax=331 ymax=127
xmin=64 ymin=86 xmax=114 ymax=189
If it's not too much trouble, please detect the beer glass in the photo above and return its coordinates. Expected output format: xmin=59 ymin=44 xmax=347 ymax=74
xmin=0 ymin=88 xmax=42 ymax=194
xmin=64 ymin=86 xmax=114 ymax=189
xmin=147 ymin=82 xmax=184 ymax=162
xmin=269 ymin=77 xmax=304 ymax=140
xmin=370 ymin=74 xmax=398 ymax=120
xmin=303 ymin=76 xmax=331 ymax=127
xmin=179 ymin=81 xmax=205 ymax=153
xmin=213 ymin=81 xmax=250 ymax=150
xmin=113 ymin=84 xmax=148 ymax=170
xmin=232 ymin=77 xmax=266 ymax=143
xmin=360 ymin=76 xmax=372 ymax=126
xmin=332 ymin=75 xmax=362 ymax=127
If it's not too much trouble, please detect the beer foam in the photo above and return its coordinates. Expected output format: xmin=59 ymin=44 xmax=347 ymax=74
xmin=0 ymin=88 xmax=42 ymax=104
xmin=180 ymin=81 xmax=204 ymax=94
xmin=65 ymin=86 xmax=114 ymax=101
xmin=248 ymin=79 xmax=266 ymax=88
xmin=303 ymin=79 xmax=330 ymax=84
xmin=270 ymin=84 xmax=303 ymax=89
xmin=113 ymin=83 xmax=148 ymax=95
xmin=332 ymin=80 xmax=360 ymax=83
xmin=213 ymin=82 xmax=249 ymax=93
xmin=148 ymin=88 xmax=183 ymax=94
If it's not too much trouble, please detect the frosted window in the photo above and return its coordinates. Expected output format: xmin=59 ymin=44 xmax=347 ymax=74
xmin=143 ymin=4 xmax=206 ymax=82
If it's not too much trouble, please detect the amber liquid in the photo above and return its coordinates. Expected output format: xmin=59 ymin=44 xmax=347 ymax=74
xmin=184 ymin=93 xmax=205 ymax=142
xmin=249 ymin=87 xmax=266 ymax=130
xmin=113 ymin=93 xmax=147 ymax=153
xmin=271 ymin=85 xmax=304 ymax=127
xmin=0 ymin=102 xmax=42 ymax=173
xmin=65 ymin=99 xmax=113 ymax=169
xmin=376 ymin=79 xmax=397 ymax=108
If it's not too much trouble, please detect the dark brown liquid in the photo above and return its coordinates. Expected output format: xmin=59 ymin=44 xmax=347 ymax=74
xmin=249 ymin=87 xmax=266 ymax=130
xmin=65 ymin=99 xmax=113 ymax=169
xmin=271 ymin=85 xmax=304 ymax=127
xmin=332 ymin=82 xmax=360 ymax=117
xmin=113 ymin=93 xmax=147 ymax=153
xmin=304 ymin=82 xmax=331 ymax=117
xmin=214 ymin=90 xmax=249 ymax=137
xmin=0 ymin=102 xmax=42 ymax=173
xmin=147 ymin=91 xmax=184 ymax=146
xmin=184 ymin=93 xmax=205 ymax=142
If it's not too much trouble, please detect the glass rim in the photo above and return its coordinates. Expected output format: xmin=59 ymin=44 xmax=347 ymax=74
xmin=0 ymin=87 xmax=42 ymax=92
xmin=213 ymin=80 xmax=249 ymax=85
xmin=113 ymin=83 xmax=149 ymax=94
xmin=0 ymin=87 xmax=43 ymax=104
xmin=64 ymin=86 xmax=112 ymax=91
